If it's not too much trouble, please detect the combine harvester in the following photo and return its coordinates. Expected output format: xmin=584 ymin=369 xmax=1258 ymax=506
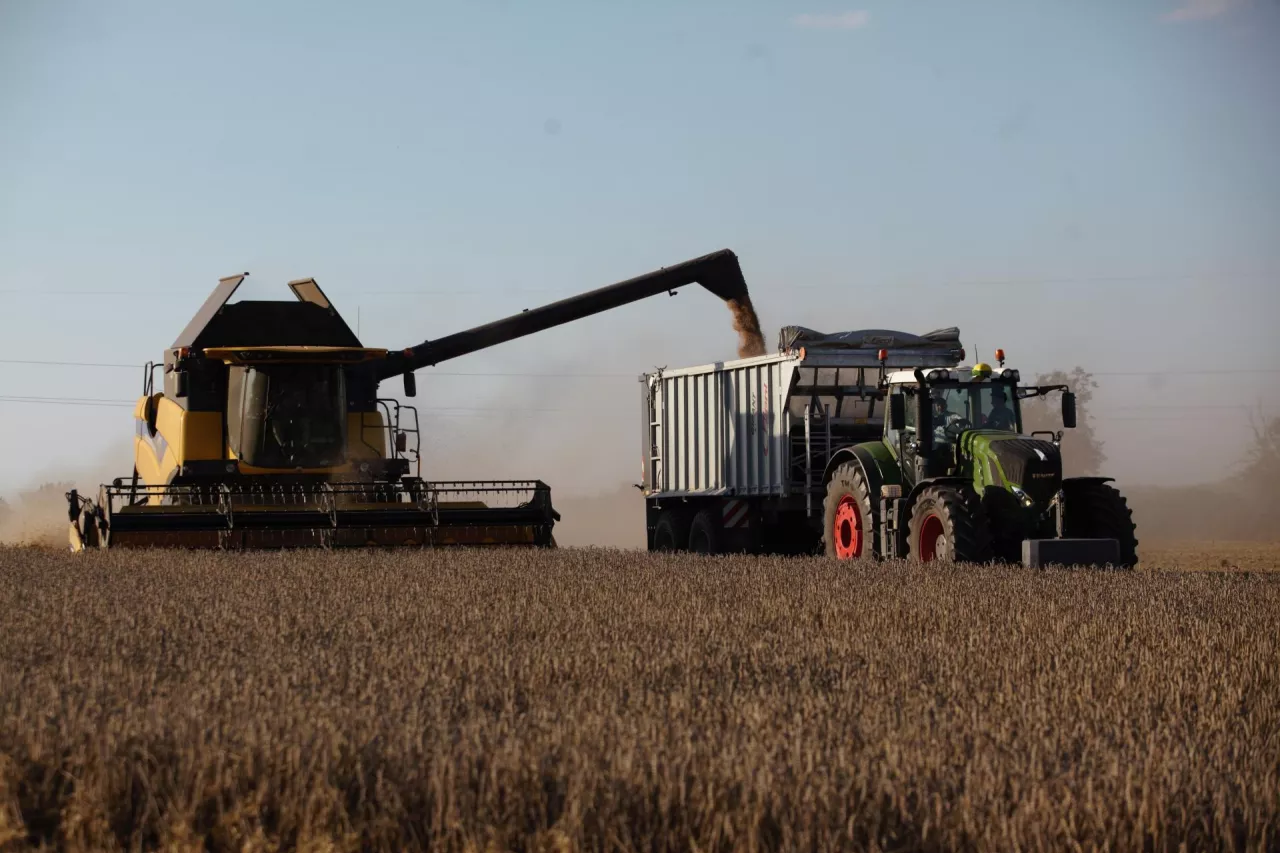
xmin=639 ymin=329 xmax=1138 ymax=567
xmin=68 ymin=251 xmax=753 ymax=550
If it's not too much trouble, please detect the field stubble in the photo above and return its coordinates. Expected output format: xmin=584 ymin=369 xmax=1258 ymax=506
xmin=0 ymin=547 xmax=1277 ymax=852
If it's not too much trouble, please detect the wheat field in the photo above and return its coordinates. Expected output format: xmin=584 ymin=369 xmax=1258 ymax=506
xmin=1 ymin=545 xmax=1277 ymax=852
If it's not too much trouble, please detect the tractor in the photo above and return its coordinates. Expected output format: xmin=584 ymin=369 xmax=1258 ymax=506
xmin=822 ymin=352 xmax=1138 ymax=567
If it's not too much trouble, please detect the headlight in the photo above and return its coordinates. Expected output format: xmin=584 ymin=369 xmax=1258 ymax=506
xmin=1000 ymin=368 xmax=1020 ymax=382
xmin=927 ymin=369 xmax=950 ymax=381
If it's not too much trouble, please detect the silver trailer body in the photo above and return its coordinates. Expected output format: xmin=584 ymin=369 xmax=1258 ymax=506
xmin=641 ymin=330 xmax=963 ymax=502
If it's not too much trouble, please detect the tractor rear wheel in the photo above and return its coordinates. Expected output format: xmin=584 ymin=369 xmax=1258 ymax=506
xmin=653 ymin=509 xmax=690 ymax=552
xmin=907 ymin=485 xmax=991 ymax=564
xmin=688 ymin=509 xmax=721 ymax=554
xmin=823 ymin=462 xmax=878 ymax=560
xmin=1063 ymin=481 xmax=1139 ymax=569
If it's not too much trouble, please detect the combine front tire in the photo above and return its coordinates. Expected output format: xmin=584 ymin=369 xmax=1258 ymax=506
xmin=1063 ymin=481 xmax=1139 ymax=569
xmin=823 ymin=462 xmax=877 ymax=560
xmin=907 ymin=485 xmax=991 ymax=564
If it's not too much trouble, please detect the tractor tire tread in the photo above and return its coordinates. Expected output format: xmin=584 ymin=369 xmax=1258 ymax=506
xmin=908 ymin=484 xmax=992 ymax=564
xmin=1062 ymin=480 xmax=1139 ymax=569
xmin=822 ymin=461 xmax=878 ymax=560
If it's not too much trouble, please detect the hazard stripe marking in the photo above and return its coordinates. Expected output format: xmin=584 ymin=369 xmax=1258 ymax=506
xmin=722 ymin=500 xmax=750 ymax=528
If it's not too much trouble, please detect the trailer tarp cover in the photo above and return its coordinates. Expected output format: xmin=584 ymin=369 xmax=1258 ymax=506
xmin=778 ymin=326 xmax=961 ymax=353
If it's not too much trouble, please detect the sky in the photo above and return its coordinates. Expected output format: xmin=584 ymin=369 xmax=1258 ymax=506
xmin=1 ymin=0 xmax=1278 ymax=498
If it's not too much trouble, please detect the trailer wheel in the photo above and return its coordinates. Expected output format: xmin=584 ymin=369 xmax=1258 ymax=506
xmin=653 ymin=510 xmax=689 ymax=552
xmin=1062 ymin=481 xmax=1139 ymax=569
xmin=688 ymin=510 xmax=721 ymax=555
xmin=823 ymin=462 xmax=877 ymax=560
xmin=907 ymin=485 xmax=991 ymax=564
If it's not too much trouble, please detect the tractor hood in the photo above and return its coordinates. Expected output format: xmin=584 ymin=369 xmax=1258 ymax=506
xmin=961 ymin=432 xmax=1062 ymax=505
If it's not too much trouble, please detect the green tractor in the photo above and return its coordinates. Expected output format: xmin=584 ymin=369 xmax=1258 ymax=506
xmin=822 ymin=356 xmax=1138 ymax=568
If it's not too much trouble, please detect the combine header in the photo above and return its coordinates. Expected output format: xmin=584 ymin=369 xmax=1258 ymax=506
xmin=69 ymin=251 xmax=752 ymax=550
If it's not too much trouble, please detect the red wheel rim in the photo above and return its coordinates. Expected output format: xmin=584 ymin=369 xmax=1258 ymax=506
xmin=918 ymin=513 xmax=945 ymax=562
xmin=833 ymin=495 xmax=863 ymax=559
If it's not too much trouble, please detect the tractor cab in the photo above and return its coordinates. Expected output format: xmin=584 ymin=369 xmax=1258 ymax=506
xmin=882 ymin=361 xmax=1076 ymax=480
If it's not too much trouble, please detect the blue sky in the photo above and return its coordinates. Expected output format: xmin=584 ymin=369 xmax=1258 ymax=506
xmin=1 ymin=0 xmax=1278 ymax=494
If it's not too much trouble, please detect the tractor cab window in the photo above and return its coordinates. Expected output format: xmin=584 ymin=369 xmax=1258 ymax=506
xmin=228 ymin=365 xmax=347 ymax=468
xmin=926 ymin=383 xmax=1021 ymax=441
xmin=976 ymin=383 xmax=1019 ymax=432
xmin=885 ymin=387 xmax=912 ymax=451
xmin=902 ymin=389 xmax=917 ymax=433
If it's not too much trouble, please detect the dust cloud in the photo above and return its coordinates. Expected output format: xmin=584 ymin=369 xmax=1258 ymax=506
xmin=0 ymin=446 xmax=132 ymax=548
xmin=727 ymin=295 xmax=767 ymax=358
xmin=6 ymin=437 xmax=1278 ymax=551
xmin=551 ymin=485 xmax=647 ymax=549
xmin=414 ymin=293 xmax=770 ymax=547
xmin=1 ymin=482 xmax=74 ymax=548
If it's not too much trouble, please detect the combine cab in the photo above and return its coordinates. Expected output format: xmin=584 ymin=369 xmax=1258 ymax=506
xmin=70 ymin=251 xmax=754 ymax=550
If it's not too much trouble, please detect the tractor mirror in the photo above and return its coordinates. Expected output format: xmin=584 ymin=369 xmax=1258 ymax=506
xmin=174 ymin=371 xmax=189 ymax=398
xmin=888 ymin=394 xmax=906 ymax=431
xmin=1062 ymin=392 xmax=1077 ymax=429
xmin=403 ymin=371 xmax=417 ymax=398
xmin=395 ymin=432 xmax=408 ymax=453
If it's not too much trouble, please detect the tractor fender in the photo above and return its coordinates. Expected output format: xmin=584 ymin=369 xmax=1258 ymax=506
xmin=1062 ymin=476 xmax=1115 ymax=486
xmin=821 ymin=444 xmax=900 ymax=505
xmin=905 ymin=476 xmax=973 ymax=508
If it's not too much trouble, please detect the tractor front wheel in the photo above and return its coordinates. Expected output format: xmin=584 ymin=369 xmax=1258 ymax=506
xmin=1062 ymin=481 xmax=1139 ymax=569
xmin=907 ymin=485 xmax=991 ymax=564
xmin=823 ymin=462 xmax=878 ymax=560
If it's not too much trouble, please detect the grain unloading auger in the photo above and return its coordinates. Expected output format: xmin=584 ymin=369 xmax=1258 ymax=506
xmin=68 ymin=251 xmax=751 ymax=550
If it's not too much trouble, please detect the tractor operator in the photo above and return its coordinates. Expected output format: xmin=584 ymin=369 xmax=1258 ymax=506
xmin=931 ymin=390 xmax=954 ymax=442
xmin=983 ymin=388 xmax=1017 ymax=432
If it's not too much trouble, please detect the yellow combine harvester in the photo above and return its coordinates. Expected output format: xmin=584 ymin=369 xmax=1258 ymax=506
xmin=67 ymin=251 xmax=751 ymax=550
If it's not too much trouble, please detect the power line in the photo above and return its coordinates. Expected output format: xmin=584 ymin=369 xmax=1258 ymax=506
xmin=957 ymin=272 xmax=1276 ymax=286
xmin=0 ymin=394 xmax=1259 ymax=425
xmin=0 ymin=396 xmax=135 ymax=408
xmin=1108 ymin=404 xmax=1248 ymax=410
xmin=1 ymin=269 xmax=1274 ymax=298
xmin=0 ymin=359 xmax=142 ymax=368
xmin=0 ymin=394 xmax=136 ymax=404
xmin=0 ymin=358 xmax=637 ymax=377
xmin=0 ymin=395 xmax=599 ymax=413
xmin=1092 ymin=369 xmax=1280 ymax=376
xmin=2 ymin=357 xmax=1277 ymax=378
